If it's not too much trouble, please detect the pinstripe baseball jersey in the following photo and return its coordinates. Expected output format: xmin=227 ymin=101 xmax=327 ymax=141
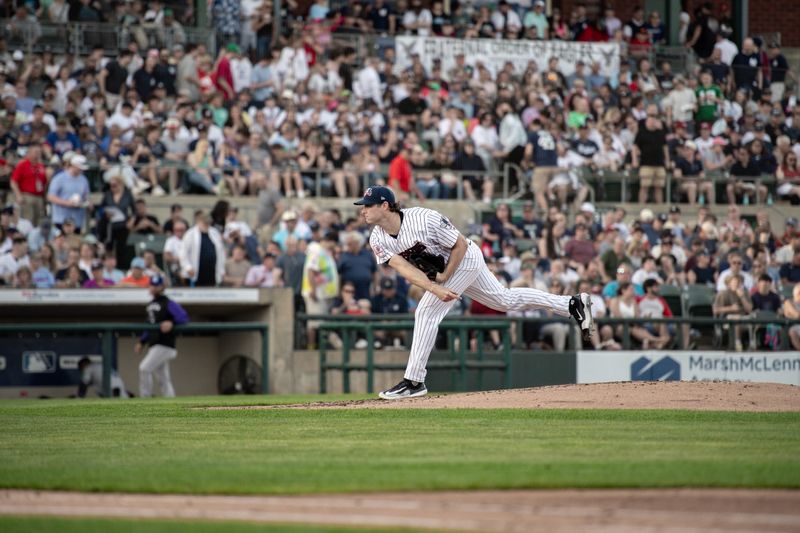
xmin=369 ymin=207 xmax=460 ymax=266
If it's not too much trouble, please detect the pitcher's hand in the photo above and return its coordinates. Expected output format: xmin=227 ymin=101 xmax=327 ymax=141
xmin=430 ymin=284 xmax=459 ymax=302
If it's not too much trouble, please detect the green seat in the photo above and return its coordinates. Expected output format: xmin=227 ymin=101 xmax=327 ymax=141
xmin=780 ymin=283 xmax=795 ymax=301
xmin=682 ymin=284 xmax=715 ymax=317
xmin=660 ymin=284 xmax=683 ymax=317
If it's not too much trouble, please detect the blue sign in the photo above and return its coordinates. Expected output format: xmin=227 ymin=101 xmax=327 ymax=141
xmin=0 ymin=336 xmax=111 ymax=387
xmin=631 ymin=356 xmax=681 ymax=381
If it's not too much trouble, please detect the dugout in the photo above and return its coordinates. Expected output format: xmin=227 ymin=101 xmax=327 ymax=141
xmin=0 ymin=288 xmax=294 ymax=398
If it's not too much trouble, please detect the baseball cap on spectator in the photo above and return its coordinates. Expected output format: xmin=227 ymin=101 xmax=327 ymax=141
xmin=308 ymin=221 xmax=321 ymax=232
xmin=131 ymin=257 xmax=146 ymax=270
xmin=754 ymin=121 xmax=765 ymax=131
xmin=771 ymin=108 xmax=784 ymax=117
xmin=354 ymin=186 xmax=396 ymax=205
xmin=281 ymin=211 xmax=298 ymax=222
xmin=787 ymin=217 xmax=798 ymax=227
xmin=657 ymin=213 xmax=668 ymax=223
xmin=712 ymin=137 xmax=728 ymax=146
xmin=322 ymin=230 xmax=339 ymax=242
xmin=201 ymin=108 xmax=213 ymax=119
xmin=226 ymin=43 xmax=241 ymax=54
xmin=683 ymin=140 xmax=697 ymax=151
xmin=90 ymin=260 xmax=103 ymax=271
xmin=669 ymin=205 xmax=681 ymax=214
xmin=579 ymin=202 xmax=596 ymax=214
xmin=149 ymin=274 xmax=165 ymax=287
xmin=196 ymin=123 xmax=207 ymax=133
xmin=12 ymin=50 xmax=23 ymax=61
xmin=640 ymin=208 xmax=654 ymax=222
xmin=700 ymin=123 xmax=710 ymax=130
xmin=166 ymin=118 xmax=180 ymax=129
xmin=70 ymin=155 xmax=89 ymax=170
xmin=381 ymin=278 xmax=396 ymax=290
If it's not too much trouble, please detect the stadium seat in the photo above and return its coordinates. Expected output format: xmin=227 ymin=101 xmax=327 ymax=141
xmin=780 ymin=284 xmax=795 ymax=301
xmin=752 ymin=310 xmax=781 ymax=350
xmin=660 ymin=284 xmax=683 ymax=317
xmin=682 ymin=284 xmax=715 ymax=317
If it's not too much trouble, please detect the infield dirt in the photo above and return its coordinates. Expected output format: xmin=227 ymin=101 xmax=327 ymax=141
xmin=207 ymin=381 xmax=800 ymax=412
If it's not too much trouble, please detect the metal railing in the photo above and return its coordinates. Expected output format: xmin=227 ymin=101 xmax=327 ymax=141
xmin=2 ymin=20 xmax=215 ymax=55
xmin=578 ymin=168 xmax=778 ymax=206
xmin=302 ymin=313 xmax=796 ymax=393
xmin=0 ymin=322 xmax=269 ymax=397
xmin=316 ymin=317 xmax=512 ymax=393
xmin=299 ymin=313 xmax=796 ymax=351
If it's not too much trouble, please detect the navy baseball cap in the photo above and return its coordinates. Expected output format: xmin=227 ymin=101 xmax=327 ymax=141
xmin=149 ymin=274 xmax=165 ymax=287
xmin=354 ymin=186 xmax=395 ymax=206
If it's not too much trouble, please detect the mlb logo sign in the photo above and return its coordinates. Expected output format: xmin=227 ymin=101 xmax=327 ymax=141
xmin=631 ymin=356 xmax=680 ymax=381
xmin=22 ymin=351 xmax=57 ymax=373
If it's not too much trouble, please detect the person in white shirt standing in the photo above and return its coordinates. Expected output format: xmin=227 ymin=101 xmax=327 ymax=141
xmin=356 ymin=186 xmax=594 ymax=400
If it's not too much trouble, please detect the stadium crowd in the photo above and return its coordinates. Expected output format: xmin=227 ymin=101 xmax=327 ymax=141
xmin=0 ymin=0 xmax=798 ymax=351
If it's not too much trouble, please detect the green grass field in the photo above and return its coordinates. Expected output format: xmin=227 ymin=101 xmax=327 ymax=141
xmin=1 ymin=395 xmax=799 ymax=494
xmin=0 ymin=516 xmax=439 ymax=533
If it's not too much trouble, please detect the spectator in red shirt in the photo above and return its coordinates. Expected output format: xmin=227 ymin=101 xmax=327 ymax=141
xmin=564 ymin=224 xmax=597 ymax=269
xmin=10 ymin=144 xmax=48 ymax=226
xmin=214 ymin=44 xmax=238 ymax=101
xmin=388 ymin=143 xmax=423 ymax=202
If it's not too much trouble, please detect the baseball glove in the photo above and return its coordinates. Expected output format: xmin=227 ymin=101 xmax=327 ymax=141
xmin=399 ymin=243 xmax=446 ymax=281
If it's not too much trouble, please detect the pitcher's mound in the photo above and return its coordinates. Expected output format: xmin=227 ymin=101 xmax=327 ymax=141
xmin=224 ymin=381 xmax=800 ymax=412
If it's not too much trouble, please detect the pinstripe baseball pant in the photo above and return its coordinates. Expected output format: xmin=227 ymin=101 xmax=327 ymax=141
xmin=404 ymin=243 xmax=571 ymax=383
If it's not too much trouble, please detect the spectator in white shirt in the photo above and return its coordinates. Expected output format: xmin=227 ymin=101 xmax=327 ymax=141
xmin=402 ymin=0 xmax=433 ymax=36
xmin=714 ymin=32 xmax=738 ymax=66
xmin=163 ymin=220 xmax=186 ymax=283
xmin=0 ymin=236 xmax=30 ymax=283
xmin=631 ymin=257 xmax=664 ymax=286
xmin=491 ymin=1 xmax=523 ymax=36
xmin=244 ymin=252 xmax=283 ymax=288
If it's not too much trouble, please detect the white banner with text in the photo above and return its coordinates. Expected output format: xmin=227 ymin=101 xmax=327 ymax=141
xmin=395 ymin=36 xmax=620 ymax=79
xmin=577 ymin=351 xmax=800 ymax=386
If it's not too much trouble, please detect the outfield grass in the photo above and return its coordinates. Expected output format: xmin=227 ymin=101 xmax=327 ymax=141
xmin=0 ymin=516 xmax=441 ymax=533
xmin=0 ymin=395 xmax=798 ymax=493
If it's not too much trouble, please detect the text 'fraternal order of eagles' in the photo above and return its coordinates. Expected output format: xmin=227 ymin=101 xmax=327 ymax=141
xmin=395 ymin=36 xmax=621 ymax=78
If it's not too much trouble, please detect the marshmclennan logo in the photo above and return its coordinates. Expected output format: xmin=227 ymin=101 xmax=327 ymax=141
xmin=631 ymin=356 xmax=680 ymax=381
xmin=689 ymin=356 xmax=800 ymax=372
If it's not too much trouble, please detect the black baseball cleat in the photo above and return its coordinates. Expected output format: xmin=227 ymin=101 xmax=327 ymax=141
xmin=569 ymin=293 xmax=595 ymax=342
xmin=378 ymin=379 xmax=427 ymax=400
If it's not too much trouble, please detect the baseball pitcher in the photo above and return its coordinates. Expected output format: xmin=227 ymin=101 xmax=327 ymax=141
xmin=355 ymin=186 xmax=594 ymax=400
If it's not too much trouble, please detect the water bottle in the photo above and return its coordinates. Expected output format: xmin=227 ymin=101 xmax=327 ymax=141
xmin=767 ymin=193 xmax=774 ymax=206
xmin=743 ymin=194 xmax=750 ymax=206
xmin=698 ymin=193 xmax=705 ymax=206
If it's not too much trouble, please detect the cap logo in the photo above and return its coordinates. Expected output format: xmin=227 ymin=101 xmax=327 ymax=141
xmin=365 ymin=188 xmax=373 ymax=197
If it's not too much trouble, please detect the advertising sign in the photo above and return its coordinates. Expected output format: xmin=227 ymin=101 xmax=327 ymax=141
xmin=577 ymin=351 xmax=800 ymax=386
xmin=395 ymin=36 xmax=620 ymax=79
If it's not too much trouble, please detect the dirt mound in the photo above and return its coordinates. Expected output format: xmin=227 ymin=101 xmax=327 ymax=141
xmin=210 ymin=381 xmax=800 ymax=412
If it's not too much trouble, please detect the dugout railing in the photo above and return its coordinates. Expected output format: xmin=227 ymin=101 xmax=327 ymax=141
xmin=0 ymin=322 xmax=269 ymax=397
xmin=316 ymin=317 xmax=513 ymax=394
xmin=304 ymin=314 xmax=796 ymax=393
